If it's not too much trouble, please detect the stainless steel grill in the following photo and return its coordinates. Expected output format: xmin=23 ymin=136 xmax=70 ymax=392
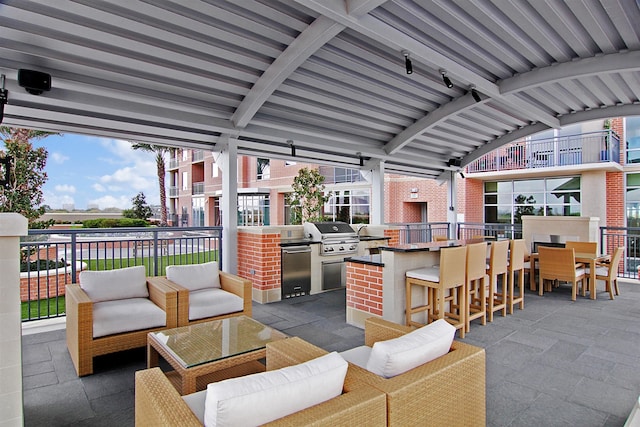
xmin=303 ymin=221 xmax=359 ymax=256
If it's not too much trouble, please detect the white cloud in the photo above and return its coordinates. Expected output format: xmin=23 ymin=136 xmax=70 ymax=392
xmin=92 ymin=183 xmax=106 ymax=192
xmin=50 ymin=152 xmax=69 ymax=164
xmin=43 ymin=191 xmax=75 ymax=209
xmin=88 ymin=195 xmax=132 ymax=210
xmin=54 ymin=184 xmax=76 ymax=193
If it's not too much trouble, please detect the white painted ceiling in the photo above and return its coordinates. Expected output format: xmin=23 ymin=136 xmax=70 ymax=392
xmin=1 ymin=0 xmax=640 ymax=178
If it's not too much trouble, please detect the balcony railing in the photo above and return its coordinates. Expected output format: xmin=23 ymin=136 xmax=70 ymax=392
xmin=169 ymin=186 xmax=179 ymax=197
xmin=467 ymin=130 xmax=620 ymax=173
xmin=168 ymin=158 xmax=179 ymax=170
xmin=192 ymin=181 xmax=204 ymax=195
xmin=192 ymin=150 xmax=204 ymax=162
xmin=20 ymin=226 xmax=222 ymax=321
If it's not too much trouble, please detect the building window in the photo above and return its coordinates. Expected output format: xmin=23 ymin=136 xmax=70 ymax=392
xmin=182 ymin=149 xmax=188 ymax=161
xmin=212 ymin=161 xmax=218 ymax=178
xmin=257 ymin=158 xmax=270 ymax=180
xmin=182 ymin=171 xmax=188 ymax=191
xmin=238 ymin=194 xmax=270 ymax=226
xmin=319 ymin=166 xmax=365 ymax=184
xmin=192 ymin=197 xmax=205 ymax=227
xmin=484 ymin=177 xmax=581 ymax=224
xmin=626 ymin=116 xmax=640 ymax=164
xmin=626 ymin=173 xmax=640 ymax=227
xmin=323 ymin=189 xmax=370 ymax=224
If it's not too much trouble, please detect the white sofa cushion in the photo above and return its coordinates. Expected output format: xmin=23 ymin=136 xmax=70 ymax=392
xmin=92 ymin=298 xmax=166 ymax=338
xmin=188 ymin=288 xmax=244 ymax=321
xmin=79 ymin=265 xmax=148 ymax=302
xmin=365 ymin=318 xmax=455 ymax=378
xmin=203 ymin=351 xmax=347 ymax=427
xmin=166 ymin=262 xmax=221 ymax=291
xmin=183 ymin=390 xmax=207 ymax=425
xmin=339 ymin=345 xmax=372 ymax=369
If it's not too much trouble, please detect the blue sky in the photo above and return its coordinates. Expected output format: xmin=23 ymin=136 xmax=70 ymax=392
xmin=34 ymin=133 xmax=162 ymax=210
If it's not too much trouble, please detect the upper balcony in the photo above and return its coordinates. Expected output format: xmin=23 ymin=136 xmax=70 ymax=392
xmin=466 ymin=130 xmax=621 ymax=177
xmin=192 ymin=150 xmax=204 ymax=163
xmin=168 ymin=158 xmax=179 ymax=170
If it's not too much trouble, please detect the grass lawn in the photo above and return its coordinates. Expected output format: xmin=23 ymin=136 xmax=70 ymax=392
xmin=22 ymin=297 xmax=65 ymax=321
xmin=84 ymin=250 xmax=218 ymax=275
xmin=22 ymin=251 xmax=218 ymax=320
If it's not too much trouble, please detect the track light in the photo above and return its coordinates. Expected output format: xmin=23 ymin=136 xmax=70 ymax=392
xmin=357 ymin=152 xmax=364 ymax=167
xmin=287 ymin=139 xmax=295 ymax=157
xmin=470 ymin=85 xmax=481 ymax=103
xmin=440 ymin=69 xmax=453 ymax=88
xmin=0 ymin=75 xmax=7 ymax=124
xmin=402 ymin=50 xmax=413 ymax=74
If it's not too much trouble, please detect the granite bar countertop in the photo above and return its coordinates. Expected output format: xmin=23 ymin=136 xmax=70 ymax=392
xmin=279 ymin=239 xmax=317 ymax=247
xmin=358 ymin=236 xmax=390 ymax=241
xmin=344 ymin=254 xmax=383 ymax=266
xmin=378 ymin=238 xmax=491 ymax=252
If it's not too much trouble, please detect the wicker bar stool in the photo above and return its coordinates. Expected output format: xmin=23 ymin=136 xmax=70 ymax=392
xmin=405 ymin=245 xmax=467 ymax=338
xmin=465 ymin=242 xmax=488 ymax=333
xmin=507 ymin=239 xmax=526 ymax=314
xmin=486 ymin=239 xmax=508 ymax=322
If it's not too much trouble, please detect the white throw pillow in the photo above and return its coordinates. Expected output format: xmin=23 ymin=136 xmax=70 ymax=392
xmin=366 ymin=318 xmax=455 ymax=378
xmin=166 ymin=262 xmax=220 ymax=291
xmin=203 ymin=351 xmax=347 ymax=427
xmin=79 ymin=265 xmax=148 ymax=302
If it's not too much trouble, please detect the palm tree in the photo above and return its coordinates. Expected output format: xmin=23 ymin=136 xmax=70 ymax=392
xmin=130 ymin=142 xmax=170 ymax=226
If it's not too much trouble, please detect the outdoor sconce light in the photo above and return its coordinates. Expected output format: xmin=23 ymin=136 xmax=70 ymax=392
xmin=440 ymin=69 xmax=453 ymax=88
xmin=0 ymin=74 xmax=7 ymax=124
xmin=0 ymin=156 xmax=12 ymax=188
xmin=402 ymin=50 xmax=413 ymax=74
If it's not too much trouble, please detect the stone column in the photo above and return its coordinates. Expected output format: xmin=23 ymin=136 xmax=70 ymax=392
xmin=0 ymin=213 xmax=28 ymax=426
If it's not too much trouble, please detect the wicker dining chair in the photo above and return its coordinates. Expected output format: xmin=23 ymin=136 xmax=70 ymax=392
xmin=465 ymin=241 xmax=488 ymax=332
xmin=486 ymin=240 xmax=508 ymax=321
xmin=507 ymin=239 xmax=526 ymax=314
xmin=537 ymin=246 xmax=586 ymax=301
xmin=405 ymin=245 xmax=467 ymax=338
xmin=565 ymin=241 xmax=597 ymax=256
xmin=587 ymin=246 xmax=624 ymax=300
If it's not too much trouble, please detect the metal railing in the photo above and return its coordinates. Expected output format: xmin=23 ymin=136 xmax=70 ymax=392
xmin=457 ymin=222 xmax=523 ymax=240
xmin=20 ymin=226 xmax=222 ymax=321
xmin=388 ymin=222 xmax=450 ymax=244
xmin=192 ymin=181 xmax=205 ymax=195
xmin=192 ymin=150 xmax=204 ymax=162
xmin=600 ymin=226 xmax=640 ymax=279
xmin=467 ymin=130 xmax=620 ymax=173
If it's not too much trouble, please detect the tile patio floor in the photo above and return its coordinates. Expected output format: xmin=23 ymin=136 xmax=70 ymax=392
xmin=21 ymin=280 xmax=640 ymax=426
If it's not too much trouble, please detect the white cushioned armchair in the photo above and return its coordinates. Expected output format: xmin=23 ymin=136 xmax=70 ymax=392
xmin=65 ymin=265 xmax=178 ymax=376
xmin=150 ymin=261 xmax=252 ymax=327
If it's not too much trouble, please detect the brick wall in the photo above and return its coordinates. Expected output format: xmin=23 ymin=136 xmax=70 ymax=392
xmin=385 ymin=177 xmax=461 ymax=223
xmin=346 ymin=262 xmax=383 ymax=316
xmin=384 ymin=228 xmax=400 ymax=246
xmin=237 ymin=231 xmax=281 ymax=293
xmin=464 ymin=179 xmax=484 ymax=222
xmin=606 ymin=171 xmax=625 ymax=228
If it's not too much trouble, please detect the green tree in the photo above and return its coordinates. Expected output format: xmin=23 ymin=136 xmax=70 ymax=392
xmin=289 ymin=167 xmax=331 ymax=224
xmin=123 ymin=192 xmax=152 ymax=220
xmin=130 ymin=142 xmax=170 ymax=226
xmin=0 ymin=127 xmax=58 ymax=228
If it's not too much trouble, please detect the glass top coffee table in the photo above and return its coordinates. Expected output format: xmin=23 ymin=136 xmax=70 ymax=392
xmin=147 ymin=315 xmax=287 ymax=395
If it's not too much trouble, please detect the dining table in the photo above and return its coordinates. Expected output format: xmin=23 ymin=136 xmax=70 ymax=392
xmin=528 ymin=251 xmax=611 ymax=300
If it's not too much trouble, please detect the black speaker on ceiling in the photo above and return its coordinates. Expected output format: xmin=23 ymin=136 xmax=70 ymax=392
xmin=447 ymin=158 xmax=462 ymax=168
xmin=18 ymin=69 xmax=51 ymax=95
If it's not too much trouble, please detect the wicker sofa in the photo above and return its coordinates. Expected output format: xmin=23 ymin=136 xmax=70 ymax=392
xmin=66 ymin=266 xmax=178 ymax=377
xmin=268 ymin=317 xmax=486 ymax=426
xmin=149 ymin=263 xmax=252 ymax=327
xmin=134 ymin=339 xmax=387 ymax=426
